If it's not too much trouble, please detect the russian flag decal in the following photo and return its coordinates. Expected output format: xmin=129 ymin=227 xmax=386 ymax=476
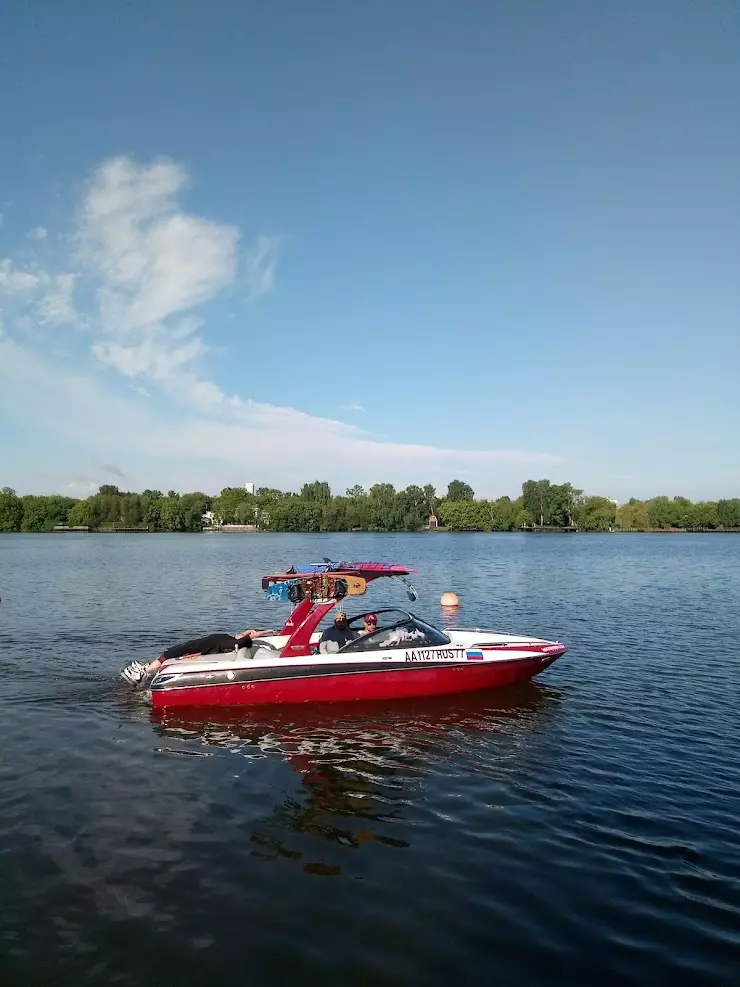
xmin=466 ymin=650 xmax=484 ymax=661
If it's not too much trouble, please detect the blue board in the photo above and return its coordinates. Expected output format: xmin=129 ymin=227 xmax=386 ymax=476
xmin=266 ymin=581 xmax=294 ymax=602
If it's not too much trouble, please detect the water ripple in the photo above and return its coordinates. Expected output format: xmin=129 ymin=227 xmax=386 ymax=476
xmin=1 ymin=532 xmax=740 ymax=986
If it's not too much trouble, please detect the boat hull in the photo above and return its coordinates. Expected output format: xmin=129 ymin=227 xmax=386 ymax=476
xmin=150 ymin=650 xmax=563 ymax=709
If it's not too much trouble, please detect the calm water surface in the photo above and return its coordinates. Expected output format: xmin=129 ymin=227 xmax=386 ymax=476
xmin=1 ymin=532 xmax=739 ymax=985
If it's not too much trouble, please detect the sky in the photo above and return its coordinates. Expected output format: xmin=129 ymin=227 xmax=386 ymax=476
xmin=1 ymin=0 xmax=738 ymax=503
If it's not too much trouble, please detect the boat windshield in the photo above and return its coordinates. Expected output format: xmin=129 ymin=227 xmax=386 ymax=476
xmin=340 ymin=613 xmax=451 ymax=653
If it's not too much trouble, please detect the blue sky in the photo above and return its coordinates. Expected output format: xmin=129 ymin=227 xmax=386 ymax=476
xmin=1 ymin=1 xmax=738 ymax=502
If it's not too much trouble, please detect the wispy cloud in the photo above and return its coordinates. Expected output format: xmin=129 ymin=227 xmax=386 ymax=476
xmin=28 ymin=226 xmax=48 ymax=241
xmin=79 ymin=157 xmax=237 ymax=332
xmin=76 ymin=155 xmax=237 ymax=391
xmin=0 ymin=258 xmax=77 ymax=327
xmin=0 ymin=334 xmax=563 ymax=493
xmin=0 ymin=154 xmax=564 ymax=493
xmin=342 ymin=403 xmax=365 ymax=413
xmin=0 ymin=258 xmax=45 ymax=295
xmin=245 ymin=234 xmax=283 ymax=301
xmin=65 ymin=476 xmax=100 ymax=497
xmin=61 ymin=461 xmax=125 ymax=497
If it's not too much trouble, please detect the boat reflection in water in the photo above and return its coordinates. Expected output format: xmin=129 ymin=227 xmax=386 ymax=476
xmin=149 ymin=684 xmax=564 ymax=874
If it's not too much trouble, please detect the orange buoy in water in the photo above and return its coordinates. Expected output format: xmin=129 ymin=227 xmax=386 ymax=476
xmin=440 ymin=591 xmax=459 ymax=608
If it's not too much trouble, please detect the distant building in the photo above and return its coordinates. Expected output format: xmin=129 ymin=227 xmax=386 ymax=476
xmin=245 ymin=482 xmax=255 ymax=495
xmin=428 ymin=514 xmax=439 ymax=530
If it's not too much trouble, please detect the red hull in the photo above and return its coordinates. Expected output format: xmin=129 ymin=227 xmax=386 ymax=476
xmin=151 ymin=654 xmax=560 ymax=709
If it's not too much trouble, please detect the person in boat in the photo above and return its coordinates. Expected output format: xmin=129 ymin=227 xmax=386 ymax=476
xmin=360 ymin=613 xmax=378 ymax=635
xmin=120 ymin=627 xmax=277 ymax=685
xmin=318 ymin=612 xmax=358 ymax=654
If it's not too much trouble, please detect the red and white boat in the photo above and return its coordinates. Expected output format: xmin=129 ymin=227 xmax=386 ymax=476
xmin=141 ymin=561 xmax=567 ymax=709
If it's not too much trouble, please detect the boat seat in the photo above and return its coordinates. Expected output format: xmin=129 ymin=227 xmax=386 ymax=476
xmin=198 ymin=639 xmax=280 ymax=660
xmin=249 ymin=643 xmax=281 ymax=661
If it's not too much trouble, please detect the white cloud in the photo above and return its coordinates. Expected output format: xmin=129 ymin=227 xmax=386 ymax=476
xmin=0 ymin=154 xmax=565 ymax=494
xmin=68 ymin=155 xmax=239 ymax=389
xmin=245 ymin=234 xmax=283 ymax=300
xmin=0 ymin=259 xmax=77 ymax=327
xmin=92 ymin=335 xmax=206 ymax=380
xmin=0 ymin=258 xmax=41 ymax=295
xmin=36 ymin=272 xmax=77 ymax=326
xmin=28 ymin=226 xmax=48 ymax=241
xmin=0 ymin=335 xmax=563 ymax=494
xmin=80 ymin=156 xmax=237 ymax=334
xmin=64 ymin=477 xmax=100 ymax=498
xmin=342 ymin=403 xmax=365 ymax=413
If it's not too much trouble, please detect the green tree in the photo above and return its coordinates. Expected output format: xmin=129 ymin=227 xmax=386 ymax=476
xmin=489 ymin=496 xmax=516 ymax=531
xmin=179 ymin=492 xmax=209 ymax=531
xmin=1 ymin=476 xmax=738 ymax=537
xmin=0 ymin=488 xmax=24 ymax=531
xmin=144 ymin=499 xmax=164 ymax=531
xmin=68 ymin=500 xmax=93 ymax=527
xmin=522 ymin=479 xmax=552 ymax=526
xmin=159 ymin=496 xmax=186 ymax=531
xmin=105 ymin=493 xmax=121 ymax=523
xmin=48 ymin=495 xmax=77 ymax=526
xmin=256 ymin=487 xmax=289 ymax=501
xmin=20 ymin=496 xmax=51 ymax=531
xmin=438 ymin=499 xmax=487 ymax=530
xmin=345 ymin=495 xmax=370 ymax=530
xmin=267 ymin=499 xmax=321 ymax=532
xmin=617 ymin=500 xmax=651 ymax=530
xmin=321 ymin=498 xmax=351 ymax=532
xmin=212 ymin=487 xmax=254 ymax=524
xmin=647 ymin=496 xmax=673 ymax=529
xmin=368 ymin=483 xmax=398 ymax=530
xmin=300 ymin=481 xmax=332 ymax=504
xmin=717 ymin=499 xmax=740 ymax=529
xmin=687 ymin=501 xmax=719 ymax=529
xmin=577 ymin=496 xmax=617 ymax=532
xmin=123 ymin=494 xmax=144 ymax=526
xmin=397 ymin=485 xmax=428 ymax=530
xmin=549 ymin=483 xmax=583 ymax=527
xmin=446 ymin=479 xmax=475 ymax=502
xmin=668 ymin=496 xmax=693 ymax=528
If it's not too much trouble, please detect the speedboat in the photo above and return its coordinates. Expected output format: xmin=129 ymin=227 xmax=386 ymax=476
xmin=127 ymin=561 xmax=567 ymax=709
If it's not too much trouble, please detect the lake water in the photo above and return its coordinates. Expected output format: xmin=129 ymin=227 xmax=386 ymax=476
xmin=1 ymin=532 xmax=739 ymax=986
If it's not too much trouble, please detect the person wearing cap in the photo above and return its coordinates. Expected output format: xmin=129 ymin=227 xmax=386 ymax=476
xmin=318 ymin=612 xmax=358 ymax=654
xmin=361 ymin=613 xmax=378 ymax=635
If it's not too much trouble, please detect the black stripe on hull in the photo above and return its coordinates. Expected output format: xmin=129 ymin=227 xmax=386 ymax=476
xmin=151 ymin=660 xmax=468 ymax=692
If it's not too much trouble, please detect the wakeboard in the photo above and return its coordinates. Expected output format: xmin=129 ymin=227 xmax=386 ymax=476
xmin=263 ymin=573 xmax=366 ymax=602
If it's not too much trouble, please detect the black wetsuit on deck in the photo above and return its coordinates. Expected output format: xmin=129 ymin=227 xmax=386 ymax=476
xmin=159 ymin=633 xmax=250 ymax=661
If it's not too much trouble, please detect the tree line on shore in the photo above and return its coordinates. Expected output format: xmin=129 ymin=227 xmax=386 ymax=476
xmin=1 ymin=479 xmax=739 ymax=533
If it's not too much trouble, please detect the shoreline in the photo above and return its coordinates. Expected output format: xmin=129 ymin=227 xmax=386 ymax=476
xmin=3 ymin=527 xmax=738 ymax=536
